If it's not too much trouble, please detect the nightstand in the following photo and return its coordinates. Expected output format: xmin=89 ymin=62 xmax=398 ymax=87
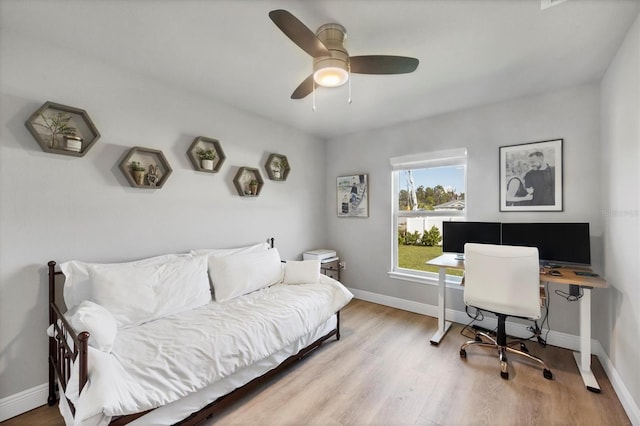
xmin=321 ymin=258 xmax=340 ymax=281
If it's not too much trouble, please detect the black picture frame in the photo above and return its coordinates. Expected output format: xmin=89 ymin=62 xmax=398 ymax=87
xmin=499 ymin=139 xmax=563 ymax=212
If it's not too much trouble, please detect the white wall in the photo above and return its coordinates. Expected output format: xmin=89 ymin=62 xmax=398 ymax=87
xmin=0 ymin=32 xmax=327 ymax=401
xmin=600 ymin=13 xmax=640 ymax=413
xmin=326 ymin=83 xmax=603 ymax=336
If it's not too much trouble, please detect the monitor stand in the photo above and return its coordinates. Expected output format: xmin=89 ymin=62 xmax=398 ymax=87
xmin=455 ymin=253 xmax=465 ymax=261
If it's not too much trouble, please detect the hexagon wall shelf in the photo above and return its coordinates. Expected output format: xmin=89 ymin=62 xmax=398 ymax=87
xmin=25 ymin=101 xmax=101 ymax=157
xmin=187 ymin=136 xmax=226 ymax=173
xmin=265 ymin=153 xmax=290 ymax=181
xmin=118 ymin=147 xmax=173 ymax=189
xmin=233 ymin=167 xmax=264 ymax=197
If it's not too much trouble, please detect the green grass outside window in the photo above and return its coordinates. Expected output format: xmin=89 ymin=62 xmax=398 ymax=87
xmin=398 ymin=245 xmax=463 ymax=276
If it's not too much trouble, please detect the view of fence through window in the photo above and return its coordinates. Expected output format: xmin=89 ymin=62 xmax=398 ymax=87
xmin=397 ymin=166 xmax=465 ymax=275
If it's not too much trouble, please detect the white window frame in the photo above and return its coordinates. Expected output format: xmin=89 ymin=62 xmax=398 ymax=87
xmin=388 ymin=148 xmax=467 ymax=285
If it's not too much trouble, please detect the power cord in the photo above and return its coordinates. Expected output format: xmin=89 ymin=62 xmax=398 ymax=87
xmin=460 ymin=306 xmax=484 ymax=339
xmin=525 ymin=281 xmax=551 ymax=347
xmin=526 ymin=320 xmax=547 ymax=347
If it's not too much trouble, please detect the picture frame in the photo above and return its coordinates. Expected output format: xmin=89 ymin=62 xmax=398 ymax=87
xmin=337 ymin=174 xmax=369 ymax=217
xmin=499 ymin=139 xmax=563 ymax=212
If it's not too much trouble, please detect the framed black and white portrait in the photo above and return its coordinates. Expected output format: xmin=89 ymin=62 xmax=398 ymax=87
xmin=499 ymin=139 xmax=563 ymax=212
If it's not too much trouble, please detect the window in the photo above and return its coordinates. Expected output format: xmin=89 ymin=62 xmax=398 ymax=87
xmin=389 ymin=148 xmax=467 ymax=283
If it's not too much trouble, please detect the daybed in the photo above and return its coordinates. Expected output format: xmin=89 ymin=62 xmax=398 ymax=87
xmin=47 ymin=241 xmax=353 ymax=425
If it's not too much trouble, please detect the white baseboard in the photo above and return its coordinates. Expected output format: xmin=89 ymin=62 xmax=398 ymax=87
xmin=348 ymin=287 xmax=640 ymax=425
xmin=592 ymin=341 xmax=640 ymax=425
xmin=0 ymin=382 xmax=49 ymax=422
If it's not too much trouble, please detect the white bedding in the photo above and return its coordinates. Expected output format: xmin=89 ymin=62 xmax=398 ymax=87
xmin=65 ymin=275 xmax=352 ymax=424
xmin=62 ymin=316 xmax=338 ymax=426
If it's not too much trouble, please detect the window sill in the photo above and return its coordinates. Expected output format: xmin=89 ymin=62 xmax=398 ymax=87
xmin=387 ymin=270 xmax=463 ymax=289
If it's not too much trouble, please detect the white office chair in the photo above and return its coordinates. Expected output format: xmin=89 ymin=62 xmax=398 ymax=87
xmin=460 ymin=243 xmax=553 ymax=380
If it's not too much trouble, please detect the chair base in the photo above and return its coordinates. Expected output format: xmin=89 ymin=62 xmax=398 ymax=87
xmin=460 ymin=330 xmax=553 ymax=380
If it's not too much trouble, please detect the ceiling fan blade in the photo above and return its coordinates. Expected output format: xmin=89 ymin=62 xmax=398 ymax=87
xmin=269 ymin=9 xmax=331 ymax=58
xmin=291 ymin=75 xmax=314 ymax=99
xmin=349 ymin=55 xmax=419 ymax=74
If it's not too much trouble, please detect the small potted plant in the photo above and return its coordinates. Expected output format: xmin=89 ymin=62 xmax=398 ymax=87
xmin=272 ymin=157 xmax=288 ymax=180
xmin=130 ymin=161 xmax=146 ymax=185
xmin=249 ymin=179 xmax=259 ymax=195
xmin=196 ymin=148 xmax=216 ymax=171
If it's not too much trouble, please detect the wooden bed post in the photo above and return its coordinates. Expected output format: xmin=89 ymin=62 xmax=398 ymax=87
xmin=78 ymin=332 xmax=89 ymax=391
xmin=47 ymin=261 xmax=57 ymax=406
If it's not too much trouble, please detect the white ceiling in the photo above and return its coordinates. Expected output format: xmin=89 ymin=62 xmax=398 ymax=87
xmin=2 ymin=0 xmax=639 ymax=140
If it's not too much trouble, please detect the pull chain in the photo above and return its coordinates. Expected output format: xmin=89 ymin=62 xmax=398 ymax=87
xmin=347 ymin=64 xmax=352 ymax=104
xmin=312 ymin=80 xmax=316 ymax=112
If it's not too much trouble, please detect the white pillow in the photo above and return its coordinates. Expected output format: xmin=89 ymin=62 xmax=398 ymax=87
xmin=209 ymin=248 xmax=283 ymax=302
xmin=283 ymin=260 xmax=321 ymax=285
xmin=60 ymin=253 xmax=189 ymax=309
xmin=63 ymin=301 xmax=118 ymax=353
xmin=86 ymin=255 xmax=210 ymax=328
xmin=190 ymin=242 xmax=270 ymax=258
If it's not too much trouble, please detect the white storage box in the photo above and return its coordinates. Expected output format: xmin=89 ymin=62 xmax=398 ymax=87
xmin=303 ymin=249 xmax=337 ymax=262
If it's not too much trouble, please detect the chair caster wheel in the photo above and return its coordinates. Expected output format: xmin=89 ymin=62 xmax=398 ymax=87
xmin=543 ymin=369 xmax=553 ymax=380
xmin=460 ymin=349 xmax=467 ymax=358
xmin=501 ymin=371 xmax=509 ymax=379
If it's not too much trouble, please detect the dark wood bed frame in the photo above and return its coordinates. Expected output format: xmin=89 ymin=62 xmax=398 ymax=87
xmin=47 ymin=243 xmax=342 ymax=425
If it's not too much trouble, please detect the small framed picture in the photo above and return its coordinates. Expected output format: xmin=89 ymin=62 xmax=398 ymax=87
xmin=499 ymin=139 xmax=563 ymax=212
xmin=337 ymin=174 xmax=369 ymax=217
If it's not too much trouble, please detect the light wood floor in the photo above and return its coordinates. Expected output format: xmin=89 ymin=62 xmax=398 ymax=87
xmin=4 ymin=299 xmax=630 ymax=425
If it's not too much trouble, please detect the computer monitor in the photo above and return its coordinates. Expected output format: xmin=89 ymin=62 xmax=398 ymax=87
xmin=501 ymin=222 xmax=591 ymax=266
xmin=442 ymin=221 xmax=502 ymax=259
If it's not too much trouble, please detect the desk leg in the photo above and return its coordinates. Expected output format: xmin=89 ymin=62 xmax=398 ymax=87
xmin=573 ymin=287 xmax=601 ymax=393
xmin=430 ymin=267 xmax=452 ymax=345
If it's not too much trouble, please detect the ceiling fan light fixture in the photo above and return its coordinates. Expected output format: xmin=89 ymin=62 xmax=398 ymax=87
xmin=314 ymin=67 xmax=348 ymax=87
xmin=313 ymin=57 xmax=349 ymax=87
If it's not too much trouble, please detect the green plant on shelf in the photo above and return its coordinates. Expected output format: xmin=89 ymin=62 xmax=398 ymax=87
xmin=196 ymin=148 xmax=216 ymax=160
xmin=274 ymin=157 xmax=287 ymax=171
xmin=249 ymin=179 xmax=259 ymax=195
xmin=130 ymin=161 xmax=145 ymax=171
xmin=34 ymin=111 xmax=77 ymax=149
xmin=272 ymin=157 xmax=288 ymax=179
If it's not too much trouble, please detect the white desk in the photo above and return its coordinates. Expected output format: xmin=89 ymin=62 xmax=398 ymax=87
xmin=426 ymin=253 xmax=608 ymax=393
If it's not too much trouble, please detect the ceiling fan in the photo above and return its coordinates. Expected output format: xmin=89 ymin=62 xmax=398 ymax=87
xmin=269 ymin=9 xmax=420 ymax=99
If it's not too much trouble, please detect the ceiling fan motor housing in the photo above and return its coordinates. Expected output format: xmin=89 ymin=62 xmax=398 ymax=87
xmin=313 ymin=23 xmax=349 ymax=86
